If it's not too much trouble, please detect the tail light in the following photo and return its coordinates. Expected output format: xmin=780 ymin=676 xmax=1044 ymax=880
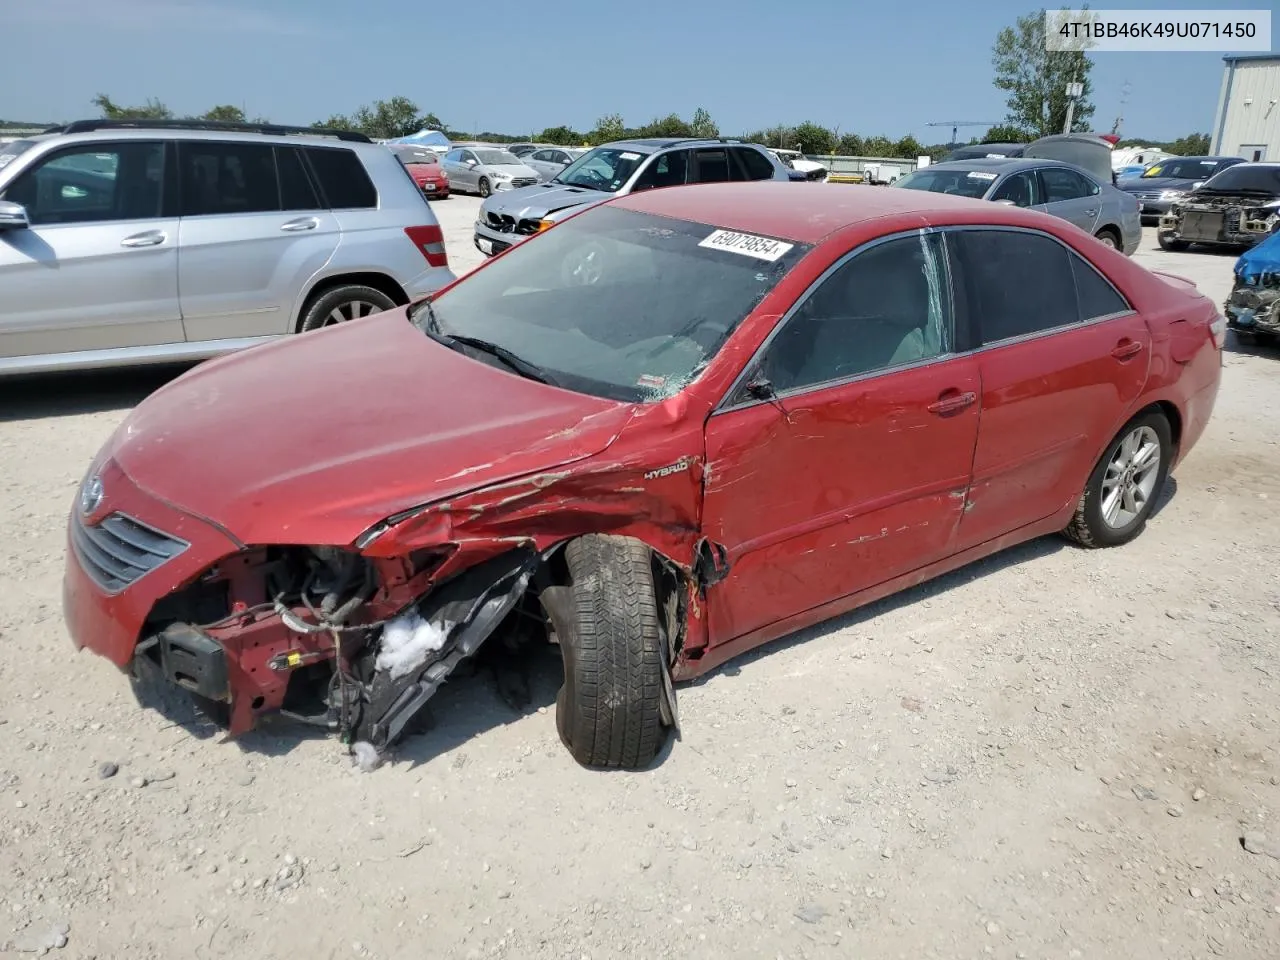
xmin=405 ymin=225 xmax=448 ymax=268
xmin=1209 ymin=313 xmax=1226 ymax=349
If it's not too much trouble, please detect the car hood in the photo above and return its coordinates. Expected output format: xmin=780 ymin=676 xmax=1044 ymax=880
xmin=485 ymin=163 xmax=539 ymax=178
xmin=1118 ymin=177 xmax=1194 ymax=192
xmin=106 ymin=312 xmax=631 ymax=547
xmin=481 ymin=182 xmax=612 ymax=218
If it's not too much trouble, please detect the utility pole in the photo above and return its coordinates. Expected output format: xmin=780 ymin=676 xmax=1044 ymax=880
xmin=1063 ymin=79 xmax=1084 ymax=134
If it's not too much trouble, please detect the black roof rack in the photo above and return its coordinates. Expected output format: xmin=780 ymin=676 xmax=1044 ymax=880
xmin=43 ymin=119 xmax=373 ymax=143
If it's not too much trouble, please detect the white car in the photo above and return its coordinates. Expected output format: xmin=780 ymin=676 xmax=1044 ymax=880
xmin=770 ymin=148 xmax=828 ymax=182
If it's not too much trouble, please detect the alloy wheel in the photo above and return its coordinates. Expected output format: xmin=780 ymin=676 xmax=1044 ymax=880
xmin=1100 ymin=425 xmax=1161 ymax=529
xmin=325 ymin=300 xmax=382 ymax=327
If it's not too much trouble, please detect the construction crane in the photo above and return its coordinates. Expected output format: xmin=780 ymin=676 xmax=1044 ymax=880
xmin=927 ymin=120 xmax=1003 ymax=147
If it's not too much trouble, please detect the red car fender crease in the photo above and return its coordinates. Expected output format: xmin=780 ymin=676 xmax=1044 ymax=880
xmin=405 ymin=225 xmax=448 ymax=267
xmin=61 ymin=182 xmax=1221 ymax=770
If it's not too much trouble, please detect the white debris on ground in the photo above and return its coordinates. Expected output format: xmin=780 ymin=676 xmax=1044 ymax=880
xmin=374 ymin=611 xmax=452 ymax=680
xmin=350 ymin=741 xmax=383 ymax=773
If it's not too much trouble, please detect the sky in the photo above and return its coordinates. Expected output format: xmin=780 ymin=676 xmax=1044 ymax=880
xmin=1 ymin=0 xmax=1275 ymax=144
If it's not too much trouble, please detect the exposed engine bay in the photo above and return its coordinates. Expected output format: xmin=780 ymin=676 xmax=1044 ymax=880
xmin=129 ymin=537 xmax=688 ymax=765
xmin=1225 ymin=227 xmax=1280 ymax=339
xmin=1159 ymin=193 xmax=1280 ymax=246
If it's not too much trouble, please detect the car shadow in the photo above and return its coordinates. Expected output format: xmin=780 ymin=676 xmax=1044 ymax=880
xmin=1225 ymin=329 xmax=1280 ymax=357
xmin=0 ymin=364 xmax=192 ymax=423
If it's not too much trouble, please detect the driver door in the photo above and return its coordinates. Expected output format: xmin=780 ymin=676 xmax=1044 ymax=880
xmin=700 ymin=230 xmax=981 ymax=646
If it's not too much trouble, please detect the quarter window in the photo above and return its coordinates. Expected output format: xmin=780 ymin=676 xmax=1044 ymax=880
xmin=179 ymin=142 xmax=279 ymax=216
xmin=758 ymin=232 xmax=951 ymax=393
xmin=1071 ymin=251 xmax=1130 ymax=320
xmin=3 ymin=142 xmax=165 ymax=225
xmin=303 ymin=146 xmax=377 ymax=209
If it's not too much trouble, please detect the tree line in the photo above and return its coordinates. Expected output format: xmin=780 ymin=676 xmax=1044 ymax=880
xmin=11 ymin=10 xmax=1210 ymax=160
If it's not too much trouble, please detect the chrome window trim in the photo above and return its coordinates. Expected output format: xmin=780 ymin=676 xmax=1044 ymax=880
xmin=711 ymin=223 xmax=1136 ymax=416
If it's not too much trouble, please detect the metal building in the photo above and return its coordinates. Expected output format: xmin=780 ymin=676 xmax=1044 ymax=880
xmin=1211 ymin=53 xmax=1280 ymax=161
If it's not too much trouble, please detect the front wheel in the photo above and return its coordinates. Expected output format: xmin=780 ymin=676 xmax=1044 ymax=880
xmin=1062 ymin=410 xmax=1173 ymax=548
xmin=1158 ymin=232 xmax=1189 ymax=252
xmin=478 ymin=177 xmax=491 ymax=198
xmin=550 ymin=535 xmax=668 ymax=770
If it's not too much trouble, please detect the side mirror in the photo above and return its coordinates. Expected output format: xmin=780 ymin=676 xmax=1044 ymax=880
xmin=0 ymin=200 xmax=30 ymax=230
xmin=466 ymin=159 xmax=477 ymax=166
xmin=993 ymin=198 xmax=1016 ymax=206
xmin=745 ymin=373 xmax=776 ymax=400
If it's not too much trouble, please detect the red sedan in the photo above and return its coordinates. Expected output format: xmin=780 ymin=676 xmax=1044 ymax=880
xmin=390 ymin=144 xmax=449 ymax=199
xmin=62 ymin=182 xmax=1223 ymax=771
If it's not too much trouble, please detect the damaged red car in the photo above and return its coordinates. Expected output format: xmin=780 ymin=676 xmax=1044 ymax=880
xmin=62 ymin=181 xmax=1224 ymax=770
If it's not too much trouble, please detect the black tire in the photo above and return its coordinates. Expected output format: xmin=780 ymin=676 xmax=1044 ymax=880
xmin=553 ymin=535 xmax=666 ymax=770
xmin=478 ymin=177 xmax=492 ymax=198
xmin=1157 ymin=232 xmax=1189 ymax=252
xmin=1094 ymin=227 xmax=1120 ymax=249
xmin=1062 ymin=409 xmax=1173 ymax=549
xmin=298 ymin=284 xmax=396 ymax=333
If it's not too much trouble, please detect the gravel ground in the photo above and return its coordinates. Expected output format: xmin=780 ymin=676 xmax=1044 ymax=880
xmin=1 ymin=196 xmax=1279 ymax=960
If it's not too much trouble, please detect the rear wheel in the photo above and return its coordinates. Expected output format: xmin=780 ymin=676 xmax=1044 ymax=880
xmin=1158 ymin=232 xmax=1189 ymax=252
xmin=1062 ymin=410 xmax=1173 ymax=548
xmin=1094 ymin=227 xmax=1120 ymax=249
xmin=298 ymin=285 xmax=396 ymax=333
xmin=551 ymin=535 xmax=667 ymax=770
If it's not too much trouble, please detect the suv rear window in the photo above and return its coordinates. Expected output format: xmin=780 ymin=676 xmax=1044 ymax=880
xmin=304 ymin=146 xmax=378 ymax=209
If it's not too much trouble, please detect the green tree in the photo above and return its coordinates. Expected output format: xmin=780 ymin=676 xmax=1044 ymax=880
xmin=1169 ymin=132 xmax=1210 ymax=155
xmin=690 ymin=107 xmax=719 ymax=138
xmin=92 ymin=93 xmax=171 ymax=120
xmin=837 ymin=133 xmax=865 ymax=156
xmin=201 ymin=105 xmax=247 ymax=123
xmin=893 ymin=135 xmax=925 ymax=158
xmin=313 ymin=98 xmax=440 ymax=139
xmin=983 ymin=123 xmax=1035 ymax=143
xmin=539 ymin=125 xmax=583 ymax=145
xmin=791 ymin=121 xmax=835 ymax=155
xmin=638 ymin=113 xmax=693 ymax=138
xmin=992 ymin=7 xmax=1095 ymax=138
xmin=862 ymin=135 xmax=895 ymax=157
xmin=589 ymin=113 xmax=626 ymax=144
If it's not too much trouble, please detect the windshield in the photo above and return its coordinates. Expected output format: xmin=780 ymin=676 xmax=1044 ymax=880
xmin=1197 ymin=164 xmax=1280 ymax=194
xmin=393 ymin=148 xmax=438 ymax=165
xmin=553 ymin=147 xmax=648 ymax=191
xmin=475 ymin=149 xmax=521 ymax=165
xmin=0 ymin=139 xmax=37 ymax=171
xmin=412 ymin=207 xmax=811 ymax=403
xmin=1143 ymin=158 xmax=1229 ymax=179
xmin=894 ymin=167 xmax=995 ymax=198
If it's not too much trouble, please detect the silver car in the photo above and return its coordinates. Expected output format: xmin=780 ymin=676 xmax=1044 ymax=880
xmin=441 ymin=146 xmax=540 ymax=197
xmin=0 ymin=119 xmax=456 ymax=376
xmin=474 ymin=137 xmax=792 ymax=257
xmin=523 ymin=147 xmax=588 ymax=182
xmin=894 ymin=157 xmax=1142 ymax=255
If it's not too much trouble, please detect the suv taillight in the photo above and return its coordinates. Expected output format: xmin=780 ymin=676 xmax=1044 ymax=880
xmin=405 ymin=225 xmax=448 ymax=268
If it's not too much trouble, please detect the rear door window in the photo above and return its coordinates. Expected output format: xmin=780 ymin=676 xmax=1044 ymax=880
xmin=690 ymin=148 xmax=732 ymax=183
xmin=303 ymin=146 xmax=378 ymax=209
xmin=952 ymin=229 xmax=1080 ymax=343
xmin=1038 ymin=167 xmax=1097 ymax=202
xmin=179 ymin=141 xmax=280 ymax=216
xmin=275 ymin=146 xmax=321 ymax=211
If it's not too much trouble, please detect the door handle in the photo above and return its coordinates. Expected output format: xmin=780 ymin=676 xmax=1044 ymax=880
xmin=1084 ymin=208 xmax=1098 ymax=216
xmin=120 ymin=230 xmax=166 ymax=247
xmin=1111 ymin=338 xmax=1143 ymax=360
xmin=281 ymin=217 xmax=319 ymax=232
xmin=927 ymin=390 xmax=977 ymax=416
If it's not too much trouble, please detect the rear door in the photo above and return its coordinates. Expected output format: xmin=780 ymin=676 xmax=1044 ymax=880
xmin=1036 ymin=166 xmax=1102 ymax=233
xmin=176 ymin=140 xmax=340 ymax=341
xmin=701 ymin=230 xmax=981 ymax=645
xmin=0 ymin=139 xmax=182 ymax=359
xmin=949 ymin=227 xmax=1150 ymax=551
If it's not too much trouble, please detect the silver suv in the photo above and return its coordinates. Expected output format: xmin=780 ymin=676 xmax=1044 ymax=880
xmin=0 ymin=119 xmax=456 ymax=376
xmin=474 ymin=137 xmax=792 ymax=257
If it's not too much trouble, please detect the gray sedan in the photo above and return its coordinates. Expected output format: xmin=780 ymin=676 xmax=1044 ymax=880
xmin=894 ymin=157 xmax=1142 ymax=254
xmin=523 ymin=147 xmax=588 ymax=182
xmin=440 ymin=146 xmax=540 ymax=197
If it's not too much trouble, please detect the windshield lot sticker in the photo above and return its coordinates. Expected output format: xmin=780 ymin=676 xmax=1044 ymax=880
xmin=637 ymin=374 xmax=667 ymax=388
xmin=699 ymin=229 xmax=794 ymax=262
xmin=967 ymin=171 xmax=998 ymax=180
xmin=620 ymin=152 xmax=641 ymax=161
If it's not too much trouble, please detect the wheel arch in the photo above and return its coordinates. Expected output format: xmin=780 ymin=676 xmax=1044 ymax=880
xmin=294 ymin=272 xmax=410 ymax=333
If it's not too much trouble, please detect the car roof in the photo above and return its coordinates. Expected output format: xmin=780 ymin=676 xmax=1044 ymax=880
xmin=611 ymin=180 xmax=1051 ymax=245
xmin=602 ymin=137 xmax=747 ymax=153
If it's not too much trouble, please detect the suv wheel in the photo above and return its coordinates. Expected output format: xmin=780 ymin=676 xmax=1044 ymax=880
xmin=299 ymin=285 xmax=397 ymax=333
